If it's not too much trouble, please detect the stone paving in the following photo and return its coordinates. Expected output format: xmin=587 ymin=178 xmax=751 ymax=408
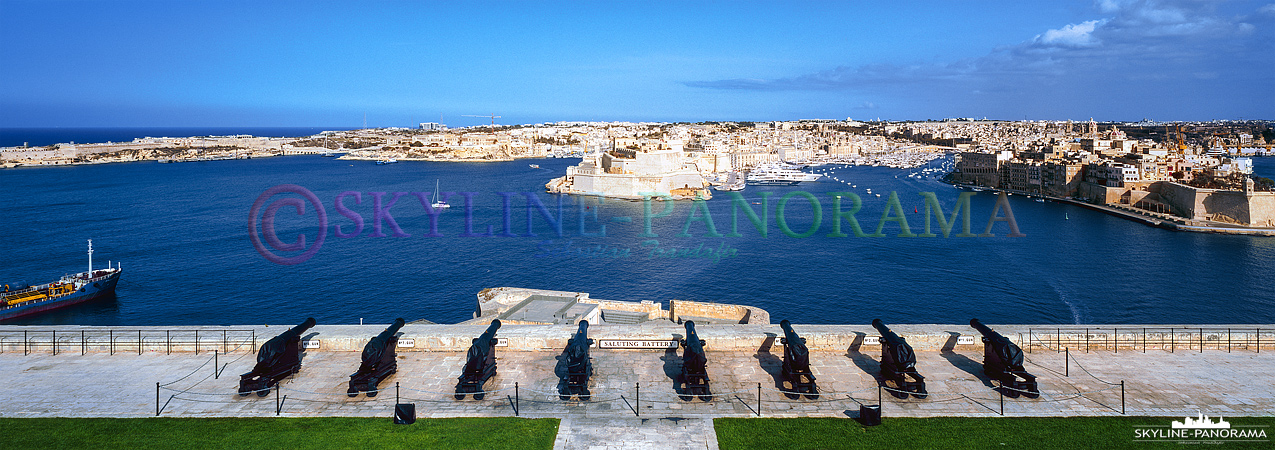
xmin=1 ymin=346 xmax=1273 ymax=449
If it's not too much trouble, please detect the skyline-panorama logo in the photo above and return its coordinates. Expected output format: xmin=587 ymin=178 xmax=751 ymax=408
xmin=1134 ymin=412 xmax=1269 ymax=444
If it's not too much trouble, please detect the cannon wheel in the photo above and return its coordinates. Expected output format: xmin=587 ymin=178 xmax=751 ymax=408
xmin=912 ymin=383 xmax=928 ymax=399
xmin=781 ymin=381 xmax=801 ymax=400
xmin=884 ymin=378 xmax=909 ymax=399
xmin=1002 ymin=383 xmax=1020 ymax=398
xmin=256 ymin=387 xmax=271 ymax=398
xmin=347 ymin=386 xmax=359 ymax=398
xmin=1022 ymin=382 xmax=1040 ymax=399
xmin=803 ymin=384 xmax=820 ymax=400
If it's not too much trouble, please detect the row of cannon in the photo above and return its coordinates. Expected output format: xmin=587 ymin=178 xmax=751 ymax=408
xmin=236 ymin=317 xmax=1039 ymax=401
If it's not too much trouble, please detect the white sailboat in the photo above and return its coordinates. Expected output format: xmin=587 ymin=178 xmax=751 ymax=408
xmin=431 ymin=179 xmax=450 ymax=209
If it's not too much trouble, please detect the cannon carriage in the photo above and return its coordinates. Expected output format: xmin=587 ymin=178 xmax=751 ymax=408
xmin=679 ymin=321 xmax=711 ymax=400
xmin=970 ymin=319 xmax=1039 ymax=398
xmin=872 ymin=319 xmax=927 ymax=398
xmin=560 ymin=320 xmax=594 ymax=400
xmin=455 ymin=320 xmax=501 ymax=400
xmin=347 ymin=318 xmax=405 ymax=397
xmin=238 ymin=318 xmax=316 ymax=396
xmin=779 ymin=320 xmax=819 ymax=398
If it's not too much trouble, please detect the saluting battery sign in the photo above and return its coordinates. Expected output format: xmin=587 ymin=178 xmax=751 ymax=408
xmin=598 ymin=339 xmax=681 ymax=349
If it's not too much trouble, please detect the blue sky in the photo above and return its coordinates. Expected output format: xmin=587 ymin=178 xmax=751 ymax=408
xmin=2 ymin=0 xmax=1272 ymax=127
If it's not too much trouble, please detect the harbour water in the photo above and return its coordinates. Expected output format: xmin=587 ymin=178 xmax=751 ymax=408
xmin=2 ymin=154 xmax=1274 ymax=326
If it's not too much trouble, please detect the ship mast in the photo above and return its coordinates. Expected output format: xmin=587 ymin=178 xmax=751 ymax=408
xmin=87 ymin=239 xmax=93 ymax=274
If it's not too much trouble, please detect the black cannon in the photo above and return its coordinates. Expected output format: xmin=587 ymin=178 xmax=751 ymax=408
xmin=970 ymin=319 xmax=1039 ymax=398
xmin=348 ymin=318 xmax=405 ymax=397
xmin=455 ymin=320 xmax=501 ymax=400
xmin=561 ymin=320 xmax=593 ymax=400
xmin=679 ymin=320 xmax=711 ymax=400
xmin=779 ymin=320 xmax=819 ymax=398
xmin=239 ymin=317 xmax=316 ymax=396
xmin=872 ymin=319 xmax=927 ymax=398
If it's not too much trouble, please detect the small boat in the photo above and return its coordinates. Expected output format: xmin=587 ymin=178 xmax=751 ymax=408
xmin=431 ymin=179 xmax=450 ymax=209
xmin=376 ymin=159 xmax=398 ymax=165
xmin=322 ymin=153 xmax=336 ymax=157
xmin=529 ymin=164 xmax=540 ymax=169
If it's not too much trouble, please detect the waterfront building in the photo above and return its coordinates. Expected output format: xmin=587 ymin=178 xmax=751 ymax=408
xmin=546 ymin=139 xmax=712 ymax=200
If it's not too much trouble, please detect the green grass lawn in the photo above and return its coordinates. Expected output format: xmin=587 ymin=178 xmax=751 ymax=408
xmin=0 ymin=417 xmax=559 ymax=450
xmin=716 ymin=416 xmax=1275 ymax=450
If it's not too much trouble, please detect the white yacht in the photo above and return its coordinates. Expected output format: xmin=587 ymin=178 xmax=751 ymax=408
xmin=745 ymin=164 xmax=822 ymax=186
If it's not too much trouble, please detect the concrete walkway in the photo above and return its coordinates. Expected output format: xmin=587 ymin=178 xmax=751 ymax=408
xmin=2 ymin=345 xmax=1272 ymax=449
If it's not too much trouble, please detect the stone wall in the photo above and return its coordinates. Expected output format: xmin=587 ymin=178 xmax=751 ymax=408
xmin=2 ymin=323 xmax=1268 ymax=354
xmin=668 ymin=299 xmax=770 ymax=325
xmin=1078 ymin=182 xmax=1124 ymax=204
xmin=580 ymin=299 xmax=665 ymax=321
xmin=1156 ymin=181 xmax=1275 ymax=226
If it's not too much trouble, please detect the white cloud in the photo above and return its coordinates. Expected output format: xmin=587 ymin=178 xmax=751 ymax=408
xmin=1034 ymin=20 xmax=1106 ymax=48
xmin=1259 ymin=4 xmax=1275 ymax=15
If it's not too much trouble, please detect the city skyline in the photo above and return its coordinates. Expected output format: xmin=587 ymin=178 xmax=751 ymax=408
xmin=2 ymin=0 xmax=1273 ymax=128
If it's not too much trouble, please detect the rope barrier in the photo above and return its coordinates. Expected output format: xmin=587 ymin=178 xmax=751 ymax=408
xmin=1064 ymin=351 xmax=1122 ymax=386
xmin=398 ymin=385 xmax=514 ymax=396
xmin=158 ymin=356 xmax=214 ymax=387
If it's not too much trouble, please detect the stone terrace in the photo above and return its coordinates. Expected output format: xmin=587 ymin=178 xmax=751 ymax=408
xmin=2 ymin=323 xmax=1273 ymax=449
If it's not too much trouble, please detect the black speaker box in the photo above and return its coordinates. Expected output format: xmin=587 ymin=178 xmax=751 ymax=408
xmin=394 ymin=403 xmax=416 ymax=424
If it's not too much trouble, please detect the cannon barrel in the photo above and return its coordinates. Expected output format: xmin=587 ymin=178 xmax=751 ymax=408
xmin=682 ymin=320 xmax=705 ymax=359
xmin=873 ymin=318 xmax=916 ymax=365
xmin=780 ymin=319 xmax=800 ymax=343
xmin=376 ymin=318 xmax=406 ymax=342
xmin=969 ymin=318 xmax=1003 ymax=340
xmin=566 ymin=320 xmax=592 ymax=367
xmin=462 ymin=320 xmax=501 ymax=377
xmin=359 ymin=318 xmax=405 ymax=369
xmin=684 ymin=321 xmax=701 ymax=346
xmin=872 ymin=319 xmax=906 ymax=344
xmin=568 ymin=320 xmax=591 ymax=355
xmin=779 ymin=319 xmax=812 ymax=378
xmin=476 ymin=320 xmax=502 ymax=345
xmin=257 ymin=317 xmax=316 ymax=365
xmin=278 ymin=317 xmax=317 ymax=342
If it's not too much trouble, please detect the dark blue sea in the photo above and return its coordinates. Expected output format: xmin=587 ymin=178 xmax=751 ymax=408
xmin=2 ymin=151 xmax=1274 ymax=326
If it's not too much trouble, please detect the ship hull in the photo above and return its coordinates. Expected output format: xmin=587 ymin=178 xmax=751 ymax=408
xmin=745 ymin=180 xmax=803 ymax=186
xmin=0 ymin=271 xmax=120 ymax=321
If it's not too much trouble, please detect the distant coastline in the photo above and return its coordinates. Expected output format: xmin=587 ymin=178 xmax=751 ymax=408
xmin=0 ymin=127 xmax=356 ymax=148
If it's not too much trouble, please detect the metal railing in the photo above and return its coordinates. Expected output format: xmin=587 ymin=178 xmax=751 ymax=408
xmin=0 ymin=329 xmax=257 ymax=355
xmin=1024 ymin=327 xmax=1271 ymax=353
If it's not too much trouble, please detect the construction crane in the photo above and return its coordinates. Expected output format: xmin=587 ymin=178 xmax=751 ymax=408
xmin=462 ymin=114 xmax=502 ymax=126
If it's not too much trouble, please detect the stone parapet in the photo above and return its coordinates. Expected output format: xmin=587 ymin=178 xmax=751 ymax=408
xmin=2 ymin=323 xmax=1270 ymax=354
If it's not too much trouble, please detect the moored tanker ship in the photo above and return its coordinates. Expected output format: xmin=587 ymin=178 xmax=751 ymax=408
xmin=1 ymin=240 xmax=121 ymax=321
